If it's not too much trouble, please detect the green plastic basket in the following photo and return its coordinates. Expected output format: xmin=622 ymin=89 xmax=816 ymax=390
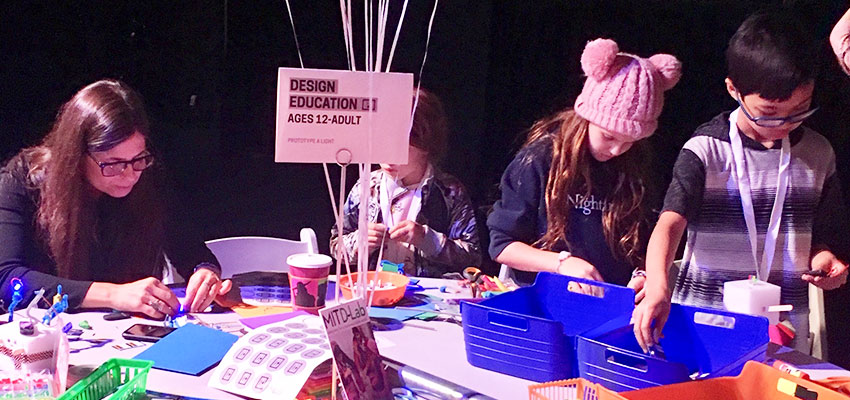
xmin=58 ymin=358 xmax=153 ymax=400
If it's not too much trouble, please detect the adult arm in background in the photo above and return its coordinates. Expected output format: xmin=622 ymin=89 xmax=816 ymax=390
xmin=830 ymin=8 xmax=850 ymax=75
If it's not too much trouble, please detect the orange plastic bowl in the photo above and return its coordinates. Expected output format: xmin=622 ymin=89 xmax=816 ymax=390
xmin=338 ymin=271 xmax=410 ymax=306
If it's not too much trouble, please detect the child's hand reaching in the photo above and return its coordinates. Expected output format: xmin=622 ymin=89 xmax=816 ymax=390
xmin=389 ymin=220 xmax=426 ymax=248
xmin=628 ymin=274 xmax=647 ymax=303
xmin=632 ymin=289 xmax=670 ymax=353
xmin=556 ymin=256 xmax=603 ymax=281
xmin=804 ymin=249 xmax=849 ymax=290
xmin=367 ymin=223 xmax=388 ymax=253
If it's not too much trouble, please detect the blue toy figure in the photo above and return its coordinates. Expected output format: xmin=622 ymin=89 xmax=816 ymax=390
xmin=52 ymin=284 xmax=63 ymax=306
xmin=42 ymin=285 xmax=69 ymax=325
xmin=8 ymin=278 xmax=23 ymax=322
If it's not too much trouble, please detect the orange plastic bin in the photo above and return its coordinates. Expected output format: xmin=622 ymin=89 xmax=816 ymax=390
xmin=618 ymin=361 xmax=850 ymax=400
xmin=528 ymin=362 xmax=850 ymax=400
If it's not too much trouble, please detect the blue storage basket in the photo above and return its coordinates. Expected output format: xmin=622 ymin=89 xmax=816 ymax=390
xmin=576 ymin=303 xmax=769 ymax=392
xmin=461 ymin=272 xmax=636 ymax=382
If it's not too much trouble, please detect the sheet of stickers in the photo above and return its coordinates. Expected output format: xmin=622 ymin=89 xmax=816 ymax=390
xmin=209 ymin=314 xmax=331 ymax=399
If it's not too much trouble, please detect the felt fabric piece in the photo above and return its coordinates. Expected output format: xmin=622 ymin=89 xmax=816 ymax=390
xmin=238 ymin=310 xmax=311 ymax=329
xmin=134 ymin=324 xmax=238 ymax=376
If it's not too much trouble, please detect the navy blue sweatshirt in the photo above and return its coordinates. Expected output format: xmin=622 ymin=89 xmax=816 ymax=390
xmin=487 ymin=135 xmax=637 ymax=286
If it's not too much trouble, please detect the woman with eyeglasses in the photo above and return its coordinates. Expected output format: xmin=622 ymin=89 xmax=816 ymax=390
xmin=0 ymin=79 xmax=231 ymax=318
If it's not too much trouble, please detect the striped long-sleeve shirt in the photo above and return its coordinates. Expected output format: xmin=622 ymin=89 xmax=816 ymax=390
xmin=663 ymin=112 xmax=848 ymax=347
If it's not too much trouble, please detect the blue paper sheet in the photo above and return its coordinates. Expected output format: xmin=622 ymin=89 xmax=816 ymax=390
xmin=368 ymin=303 xmax=436 ymax=321
xmin=134 ymin=323 xmax=238 ymax=375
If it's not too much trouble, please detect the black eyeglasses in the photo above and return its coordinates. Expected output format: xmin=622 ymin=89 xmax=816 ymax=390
xmin=88 ymin=153 xmax=154 ymax=177
xmin=736 ymin=92 xmax=818 ymax=128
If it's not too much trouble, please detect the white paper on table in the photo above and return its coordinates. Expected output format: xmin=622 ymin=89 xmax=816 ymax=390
xmin=208 ymin=314 xmax=331 ymax=399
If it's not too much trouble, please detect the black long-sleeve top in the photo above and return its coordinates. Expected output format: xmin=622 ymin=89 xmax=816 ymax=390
xmin=0 ymin=155 xmax=219 ymax=309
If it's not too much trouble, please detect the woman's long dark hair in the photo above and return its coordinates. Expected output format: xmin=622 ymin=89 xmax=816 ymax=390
xmin=18 ymin=79 xmax=165 ymax=281
xmin=524 ymin=109 xmax=649 ymax=268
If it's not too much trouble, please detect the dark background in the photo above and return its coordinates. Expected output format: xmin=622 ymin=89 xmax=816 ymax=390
xmin=2 ymin=1 xmax=850 ymax=365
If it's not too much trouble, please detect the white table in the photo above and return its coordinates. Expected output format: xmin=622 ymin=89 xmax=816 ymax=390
xmin=61 ymin=311 xmax=245 ymax=400
xmin=29 ymin=278 xmax=850 ymax=400
xmin=373 ymin=278 xmax=532 ymax=400
xmin=54 ymin=277 xmax=530 ymax=400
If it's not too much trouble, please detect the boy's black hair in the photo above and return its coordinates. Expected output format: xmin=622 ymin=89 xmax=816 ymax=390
xmin=726 ymin=9 xmax=818 ymax=100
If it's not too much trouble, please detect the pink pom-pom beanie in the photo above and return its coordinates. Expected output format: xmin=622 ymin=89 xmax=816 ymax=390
xmin=574 ymin=38 xmax=682 ymax=140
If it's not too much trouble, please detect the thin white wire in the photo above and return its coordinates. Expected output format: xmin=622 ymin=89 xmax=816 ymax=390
xmin=374 ymin=0 xmax=390 ymax=72
xmin=365 ymin=0 xmax=371 ymax=72
xmin=283 ymin=0 xmax=305 ymax=69
xmin=356 ymin=163 xmax=370 ymax=295
xmin=339 ymin=0 xmax=352 ymax=71
xmin=325 ymin=163 xmax=344 ymax=303
xmin=385 ymin=0 xmax=409 ymax=72
xmin=347 ymin=0 xmax=355 ymax=70
xmin=409 ymin=0 xmax=440 ymax=133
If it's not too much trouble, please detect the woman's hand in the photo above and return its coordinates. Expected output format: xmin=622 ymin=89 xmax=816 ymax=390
xmin=388 ymin=220 xmax=426 ymax=248
xmin=184 ymin=268 xmax=232 ymax=313
xmin=107 ymin=277 xmax=180 ymax=319
xmin=632 ymin=288 xmax=670 ymax=353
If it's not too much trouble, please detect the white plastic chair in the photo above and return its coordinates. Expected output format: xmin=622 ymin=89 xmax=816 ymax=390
xmin=204 ymin=228 xmax=319 ymax=279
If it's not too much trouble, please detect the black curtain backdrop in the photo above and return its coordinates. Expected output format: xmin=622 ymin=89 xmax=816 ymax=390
xmin=2 ymin=0 xmax=850 ymax=366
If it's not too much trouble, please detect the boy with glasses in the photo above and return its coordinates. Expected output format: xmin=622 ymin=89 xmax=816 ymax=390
xmin=634 ymin=9 xmax=849 ymax=353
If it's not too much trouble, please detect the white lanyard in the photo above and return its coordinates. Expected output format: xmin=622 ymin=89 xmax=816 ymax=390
xmin=727 ymin=109 xmax=791 ymax=281
xmin=378 ymin=165 xmax=430 ymax=230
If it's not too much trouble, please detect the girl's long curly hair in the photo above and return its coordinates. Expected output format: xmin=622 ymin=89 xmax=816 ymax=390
xmin=16 ymin=79 xmax=165 ymax=281
xmin=524 ymin=109 xmax=649 ymax=268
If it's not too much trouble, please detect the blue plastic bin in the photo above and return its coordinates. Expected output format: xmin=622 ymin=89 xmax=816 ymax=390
xmin=460 ymin=272 xmax=635 ymax=382
xmin=576 ymin=304 xmax=769 ymax=392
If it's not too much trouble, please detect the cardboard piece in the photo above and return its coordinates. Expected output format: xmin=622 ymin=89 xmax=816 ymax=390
xmin=275 ymin=68 xmax=413 ymax=164
xmin=134 ymin=324 xmax=238 ymax=376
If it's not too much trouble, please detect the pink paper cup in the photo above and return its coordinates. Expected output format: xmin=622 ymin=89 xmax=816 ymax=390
xmin=287 ymin=253 xmax=332 ymax=314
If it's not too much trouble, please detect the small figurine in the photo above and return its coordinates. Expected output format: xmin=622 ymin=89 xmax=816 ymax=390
xmin=7 ymin=278 xmax=23 ymax=322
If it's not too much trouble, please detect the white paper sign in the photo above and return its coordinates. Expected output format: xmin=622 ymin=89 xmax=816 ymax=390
xmin=275 ymin=67 xmax=414 ymax=164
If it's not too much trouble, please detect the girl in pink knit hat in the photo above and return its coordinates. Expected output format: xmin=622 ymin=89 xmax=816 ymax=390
xmin=487 ymin=38 xmax=681 ymax=296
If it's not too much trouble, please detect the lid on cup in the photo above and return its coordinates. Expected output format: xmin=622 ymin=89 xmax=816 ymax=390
xmin=286 ymin=253 xmax=333 ymax=268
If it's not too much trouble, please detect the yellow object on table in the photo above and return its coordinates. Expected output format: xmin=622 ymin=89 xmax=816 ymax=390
xmin=230 ymin=304 xmax=292 ymax=317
